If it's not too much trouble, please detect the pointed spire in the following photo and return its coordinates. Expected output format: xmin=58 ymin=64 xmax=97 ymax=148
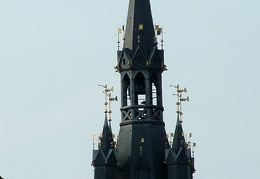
xmin=124 ymin=0 xmax=156 ymax=56
xmin=100 ymin=114 xmax=114 ymax=155
xmin=172 ymin=114 xmax=186 ymax=152
xmin=108 ymin=120 xmax=113 ymax=138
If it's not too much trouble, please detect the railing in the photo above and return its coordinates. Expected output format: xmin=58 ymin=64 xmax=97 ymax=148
xmin=121 ymin=105 xmax=163 ymax=122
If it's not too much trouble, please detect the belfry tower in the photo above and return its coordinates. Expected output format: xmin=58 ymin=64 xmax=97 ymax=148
xmin=92 ymin=0 xmax=195 ymax=178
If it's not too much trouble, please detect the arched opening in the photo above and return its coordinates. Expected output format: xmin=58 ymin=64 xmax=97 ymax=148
xmin=122 ymin=74 xmax=130 ymax=106
xmin=134 ymin=72 xmax=146 ymax=105
xmin=151 ymin=74 xmax=159 ymax=106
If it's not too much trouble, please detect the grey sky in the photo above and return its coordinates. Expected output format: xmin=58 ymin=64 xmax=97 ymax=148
xmin=0 ymin=0 xmax=259 ymax=178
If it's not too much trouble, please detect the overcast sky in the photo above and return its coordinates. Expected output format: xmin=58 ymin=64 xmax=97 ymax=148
xmin=0 ymin=0 xmax=260 ymax=178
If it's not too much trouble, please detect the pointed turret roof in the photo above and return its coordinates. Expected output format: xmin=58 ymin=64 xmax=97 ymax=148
xmin=108 ymin=120 xmax=113 ymax=139
xmin=100 ymin=114 xmax=114 ymax=155
xmin=124 ymin=0 xmax=156 ymax=56
xmin=172 ymin=115 xmax=186 ymax=152
xmin=92 ymin=114 xmax=118 ymax=169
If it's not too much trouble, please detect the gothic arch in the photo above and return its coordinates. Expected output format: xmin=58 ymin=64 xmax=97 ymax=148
xmin=151 ymin=73 xmax=160 ymax=105
xmin=134 ymin=72 xmax=146 ymax=105
xmin=122 ymin=73 xmax=131 ymax=106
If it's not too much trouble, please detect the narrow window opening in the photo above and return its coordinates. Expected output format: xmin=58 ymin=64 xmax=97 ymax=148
xmin=127 ymin=87 xmax=130 ymax=106
xmin=122 ymin=74 xmax=130 ymax=106
xmin=134 ymin=73 xmax=146 ymax=105
xmin=152 ymin=83 xmax=157 ymax=105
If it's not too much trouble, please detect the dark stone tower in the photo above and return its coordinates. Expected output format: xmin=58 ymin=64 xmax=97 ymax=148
xmin=116 ymin=0 xmax=167 ymax=178
xmin=92 ymin=0 xmax=195 ymax=178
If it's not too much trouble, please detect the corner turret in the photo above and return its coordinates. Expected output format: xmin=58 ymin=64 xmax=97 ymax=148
xmin=92 ymin=85 xmax=118 ymax=179
xmin=165 ymin=85 xmax=195 ymax=179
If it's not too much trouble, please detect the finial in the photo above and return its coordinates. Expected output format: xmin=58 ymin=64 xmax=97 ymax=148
xmin=186 ymin=132 xmax=192 ymax=148
xmin=155 ymin=25 xmax=164 ymax=49
xmin=192 ymin=142 xmax=196 ymax=157
xmin=98 ymin=85 xmax=117 ymax=117
xmin=123 ymin=37 xmax=126 ymax=47
xmin=108 ymin=89 xmax=118 ymax=123
xmin=93 ymin=134 xmax=96 ymax=150
xmin=98 ymin=133 xmax=102 ymax=149
xmin=161 ymin=39 xmax=164 ymax=50
xmin=98 ymin=84 xmax=117 ymax=144
xmin=117 ymin=28 xmax=121 ymax=51
xmin=117 ymin=25 xmax=125 ymax=51
xmin=171 ymin=85 xmax=189 ymax=123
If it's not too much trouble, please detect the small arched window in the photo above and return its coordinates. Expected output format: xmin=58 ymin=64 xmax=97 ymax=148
xmin=151 ymin=74 xmax=159 ymax=105
xmin=134 ymin=72 xmax=146 ymax=105
xmin=122 ymin=74 xmax=130 ymax=106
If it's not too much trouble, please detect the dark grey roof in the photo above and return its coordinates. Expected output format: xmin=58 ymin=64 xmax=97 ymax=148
xmin=100 ymin=114 xmax=114 ymax=155
xmin=124 ymin=0 xmax=156 ymax=57
xmin=172 ymin=115 xmax=186 ymax=152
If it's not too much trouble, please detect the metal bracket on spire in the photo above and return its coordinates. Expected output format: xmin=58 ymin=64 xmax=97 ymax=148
xmin=170 ymin=85 xmax=189 ymax=123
